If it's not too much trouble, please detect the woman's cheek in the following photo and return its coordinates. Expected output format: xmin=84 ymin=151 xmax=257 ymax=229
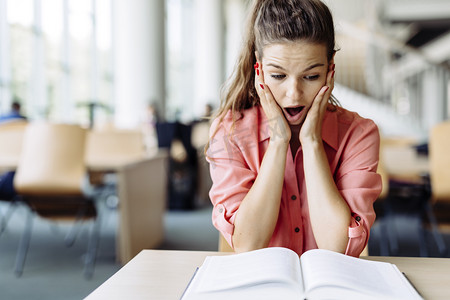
xmin=267 ymin=85 xmax=283 ymax=106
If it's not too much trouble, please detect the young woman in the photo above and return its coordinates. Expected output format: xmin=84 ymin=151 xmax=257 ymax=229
xmin=206 ymin=0 xmax=382 ymax=257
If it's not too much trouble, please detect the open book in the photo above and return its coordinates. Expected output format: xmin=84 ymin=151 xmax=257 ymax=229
xmin=181 ymin=247 xmax=423 ymax=300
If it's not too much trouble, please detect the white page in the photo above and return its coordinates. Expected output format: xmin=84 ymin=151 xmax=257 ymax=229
xmin=194 ymin=247 xmax=304 ymax=293
xmin=300 ymin=249 xmax=422 ymax=300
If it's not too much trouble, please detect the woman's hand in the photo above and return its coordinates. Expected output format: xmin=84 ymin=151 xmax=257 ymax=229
xmin=299 ymin=65 xmax=335 ymax=145
xmin=254 ymin=61 xmax=291 ymax=144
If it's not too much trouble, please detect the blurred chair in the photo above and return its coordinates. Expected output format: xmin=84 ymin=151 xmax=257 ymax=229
xmin=157 ymin=122 xmax=197 ymax=210
xmin=375 ymin=137 xmax=428 ymax=256
xmin=84 ymin=129 xmax=146 ymax=208
xmin=13 ymin=123 xmax=99 ymax=278
xmin=0 ymin=119 xmax=27 ymax=172
xmin=85 ymin=129 xmax=146 ymax=172
xmin=427 ymin=121 xmax=450 ymax=256
xmin=375 ymin=142 xmax=395 ymax=256
xmin=191 ymin=121 xmax=212 ymax=207
xmin=0 ymin=120 xmax=27 ymax=235
xmin=0 ymin=171 xmax=18 ymax=236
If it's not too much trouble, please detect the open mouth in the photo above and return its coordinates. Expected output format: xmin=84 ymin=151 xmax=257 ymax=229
xmin=284 ymin=106 xmax=304 ymax=117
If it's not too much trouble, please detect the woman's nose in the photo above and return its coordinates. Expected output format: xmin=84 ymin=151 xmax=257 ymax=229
xmin=286 ymin=80 xmax=302 ymax=100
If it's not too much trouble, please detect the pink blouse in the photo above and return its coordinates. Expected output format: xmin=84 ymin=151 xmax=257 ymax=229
xmin=207 ymin=105 xmax=382 ymax=257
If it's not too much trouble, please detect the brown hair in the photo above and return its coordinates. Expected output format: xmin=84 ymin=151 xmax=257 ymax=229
xmin=206 ymin=0 xmax=338 ymax=152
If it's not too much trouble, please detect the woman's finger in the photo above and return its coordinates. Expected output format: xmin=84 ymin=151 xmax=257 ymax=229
xmin=320 ymin=68 xmax=335 ymax=112
xmin=254 ymin=62 xmax=275 ymax=113
xmin=254 ymin=62 xmax=265 ymax=99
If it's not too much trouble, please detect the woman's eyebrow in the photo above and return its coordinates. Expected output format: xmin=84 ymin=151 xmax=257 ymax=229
xmin=266 ymin=63 xmax=285 ymax=70
xmin=303 ymin=63 xmax=325 ymax=72
xmin=265 ymin=63 xmax=325 ymax=72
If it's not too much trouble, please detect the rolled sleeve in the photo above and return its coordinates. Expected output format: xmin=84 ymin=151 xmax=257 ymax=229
xmin=339 ymin=171 xmax=381 ymax=257
xmin=212 ymin=204 xmax=235 ymax=245
xmin=345 ymin=214 xmax=367 ymax=256
xmin=336 ymin=119 xmax=382 ymax=257
xmin=207 ymin=119 xmax=257 ymax=249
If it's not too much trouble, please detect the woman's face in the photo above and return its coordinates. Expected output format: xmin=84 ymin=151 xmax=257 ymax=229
xmin=261 ymin=41 xmax=332 ymax=126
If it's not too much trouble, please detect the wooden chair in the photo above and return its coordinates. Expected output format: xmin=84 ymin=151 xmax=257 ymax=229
xmin=375 ymin=142 xmax=395 ymax=256
xmin=13 ymin=123 xmax=99 ymax=278
xmin=191 ymin=121 xmax=212 ymax=207
xmin=84 ymin=129 xmax=147 ymax=208
xmin=427 ymin=121 xmax=450 ymax=256
xmin=85 ymin=129 xmax=146 ymax=172
xmin=0 ymin=120 xmax=27 ymax=172
xmin=0 ymin=120 xmax=28 ymax=235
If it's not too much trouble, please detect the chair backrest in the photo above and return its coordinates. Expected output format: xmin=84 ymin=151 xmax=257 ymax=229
xmin=85 ymin=129 xmax=146 ymax=170
xmin=429 ymin=121 xmax=450 ymax=203
xmin=191 ymin=121 xmax=210 ymax=150
xmin=14 ymin=123 xmax=87 ymax=196
xmin=0 ymin=120 xmax=28 ymax=172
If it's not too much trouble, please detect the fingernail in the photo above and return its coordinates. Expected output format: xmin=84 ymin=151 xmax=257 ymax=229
xmin=332 ymin=64 xmax=335 ymax=71
xmin=257 ymin=69 xmax=260 ymax=76
xmin=254 ymin=62 xmax=259 ymax=69
xmin=324 ymin=86 xmax=330 ymax=92
xmin=259 ymin=83 xmax=264 ymax=90
xmin=331 ymin=71 xmax=335 ymax=78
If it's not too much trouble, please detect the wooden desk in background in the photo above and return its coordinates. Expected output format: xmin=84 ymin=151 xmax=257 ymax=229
xmin=85 ymin=249 xmax=450 ymax=300
xmin=107 ymin=152 xmax=168 ymax=265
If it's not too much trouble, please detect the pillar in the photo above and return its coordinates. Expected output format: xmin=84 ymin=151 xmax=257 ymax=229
xmin=113 ymin=0 xmax=165 ymax=128
xmin=193 ymin=0 xmax=224 ymax=118
xmin=0 ymin=0 xmax=11 ymax=112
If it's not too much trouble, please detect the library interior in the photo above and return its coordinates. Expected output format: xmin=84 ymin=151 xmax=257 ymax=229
xmin=0 ymin=0 xmax=450 ymax=299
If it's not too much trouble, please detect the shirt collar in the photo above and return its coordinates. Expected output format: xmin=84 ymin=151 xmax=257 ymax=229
xmin=258 ymin=106 xmax=339 ymax=151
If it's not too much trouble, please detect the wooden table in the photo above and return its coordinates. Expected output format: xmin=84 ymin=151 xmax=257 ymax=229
xmin=110 ymin=152 xmax=168 ymax=264
xmin=85 ymin=249 xmax=450 ymax=300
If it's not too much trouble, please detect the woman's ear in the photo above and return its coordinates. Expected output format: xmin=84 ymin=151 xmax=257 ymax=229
xmin=329 ymin=52 xmax=336 ymax=68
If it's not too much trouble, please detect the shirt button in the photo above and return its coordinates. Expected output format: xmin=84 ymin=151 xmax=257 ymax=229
xmin=218 ymin=208 xmax=224 ymax=213
xmin=355 ymin=216 xmax=361 ymax=222
xmin=291 ymin=195 xmax=297 ymax=200
xmin=294 ymin=227 xmax=300 ymax=233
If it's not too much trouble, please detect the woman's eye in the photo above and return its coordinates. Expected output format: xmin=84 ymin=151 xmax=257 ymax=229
xmin=270 ymin=74 xmax=286 ymax=80
xmin=305 ymin=75 xmax=320 ymax=80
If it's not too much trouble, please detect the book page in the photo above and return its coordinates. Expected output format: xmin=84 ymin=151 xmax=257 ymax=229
xmin=182 ymin=248 xmax=304 ymax=300
xmin=196 ymin=247 xmax=303 ymax=293
xmin=300 ymin=249 xmax=422 ymax=300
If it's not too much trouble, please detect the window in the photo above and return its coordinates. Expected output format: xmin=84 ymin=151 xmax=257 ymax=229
xmin=166 ymin=0 xmax=195 ymax=122
xmin=2 ymin=0 xmax=113 ymax=126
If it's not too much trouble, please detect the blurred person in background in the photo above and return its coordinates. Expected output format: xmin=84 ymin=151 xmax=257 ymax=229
xmin=0 ymin=99 xmax=27 ymax=124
